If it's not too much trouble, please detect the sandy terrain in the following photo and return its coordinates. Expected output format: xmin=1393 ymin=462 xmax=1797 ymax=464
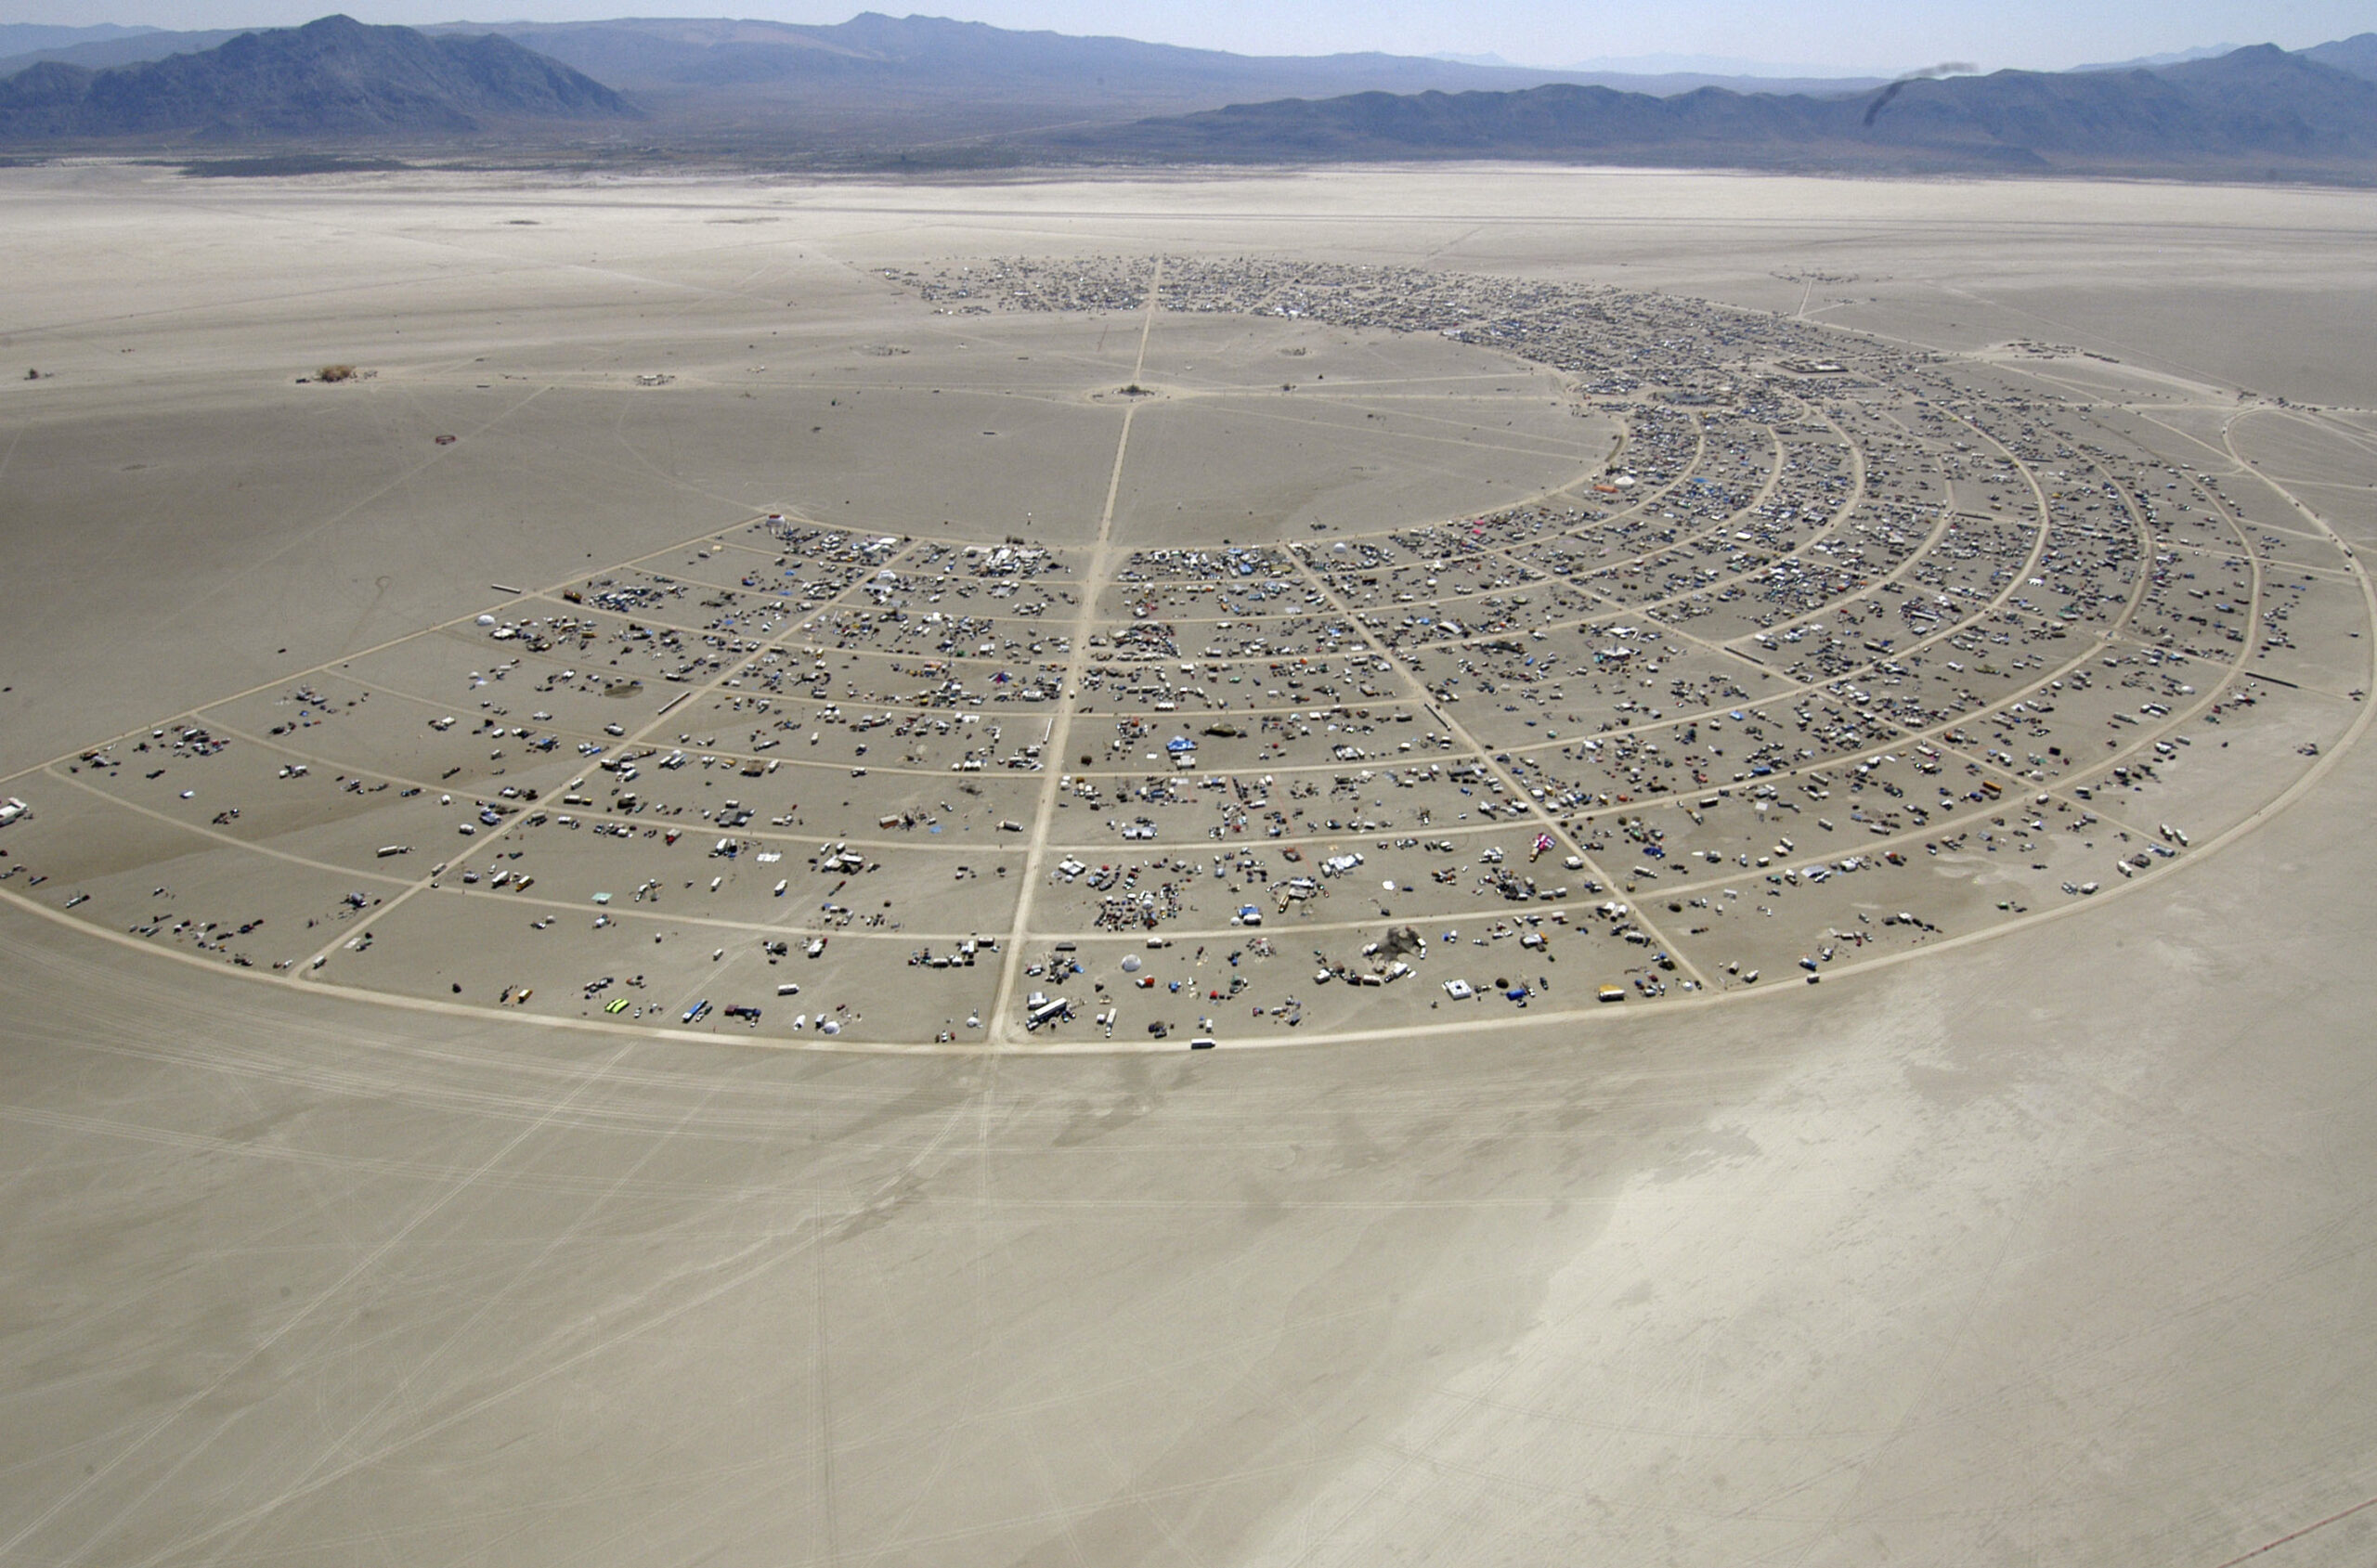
xmin=2 ymin=162 xmax=2375 ymax=1564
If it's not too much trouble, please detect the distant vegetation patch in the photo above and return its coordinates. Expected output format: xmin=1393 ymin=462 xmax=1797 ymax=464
xmin=315 ymin=364 xmax=357 ymax=382
xmin=179 ymin=155 xmax=411 ymax=178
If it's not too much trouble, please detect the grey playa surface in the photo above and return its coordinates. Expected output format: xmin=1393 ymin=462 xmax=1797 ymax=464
xmin=1 ymin=162 xmax=2375 ymax=1564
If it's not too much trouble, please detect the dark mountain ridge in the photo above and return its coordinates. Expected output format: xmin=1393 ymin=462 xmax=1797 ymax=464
xmin=0 ymin=22 xmax=160 ymax=56
xmin=444 ymin=13 xmax=1884 ymax=99
xmin=0 ymin=29 xmax=246 ymax=76
xmin=0 ymin=14 xmax=634 ymax=140
xmin=0 ymin=15 xmax=2371 ymax=180
xmin=1046 ymin=44 xmax=2377 ymax=177
xmin=2302 ymin=32 xmax=2377 ymax=82
xmin=0 ymin=14 xmax=1885 ymax=101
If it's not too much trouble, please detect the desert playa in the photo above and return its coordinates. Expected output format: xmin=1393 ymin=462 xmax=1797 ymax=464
xmin=4 ymin=162 xmax=2377 ymax=1562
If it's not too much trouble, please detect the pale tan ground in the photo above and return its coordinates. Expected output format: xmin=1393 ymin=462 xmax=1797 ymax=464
xmin=2 ymin=162 xmax=2376 ymax=1565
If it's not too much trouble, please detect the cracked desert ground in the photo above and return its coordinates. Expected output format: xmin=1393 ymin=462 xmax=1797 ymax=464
xmin=4 ymin=162 xmax=2377 ymax=1565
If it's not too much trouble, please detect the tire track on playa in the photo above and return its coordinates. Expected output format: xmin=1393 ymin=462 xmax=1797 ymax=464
xmin=2209 ymin=1492 xmax=2377 ymax=1567
xmin=84 ymin=1077 xmax=990 ymax=1568
xmin=147 ymin=382 xmax=557 ymax=642
xmin=0 ymin=1032 xmax=646 ymax=1568
xmin=181 ymin=1065 xmax=749 ymax=1568
xmin=34 ymin=764 xmax=417 ymax=887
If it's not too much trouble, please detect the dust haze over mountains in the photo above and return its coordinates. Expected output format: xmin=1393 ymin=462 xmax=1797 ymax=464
xmin=1 ymin=12 xmax=2375 ymax=179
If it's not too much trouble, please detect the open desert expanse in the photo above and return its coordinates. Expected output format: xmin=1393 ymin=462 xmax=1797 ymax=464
xmin=3 ymin=161 xmax=2376 ymax=1563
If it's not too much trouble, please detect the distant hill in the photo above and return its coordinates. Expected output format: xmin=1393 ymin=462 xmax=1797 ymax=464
xmin=0 ymin=28 xmax=243 ymax=78
xmin=2072 ymin=43 xmax=2241 ymax=71
xmin=457 ymin=13 xmax=1867 ymax=97
xmin=1559 ymin=50 xmax=1876 ymax=79
xmin=0 ymin=15 xmax=636 ymax=141
xmin=1042 ymin=43 xmax=2377 ymax=178
xmin=2303 ymin=33 xmax=2377 ymax=83
xmin=0 ymin=23 xmax=159 ymax=55
xmin=425 ymin=10 xmax=1888 ymax=143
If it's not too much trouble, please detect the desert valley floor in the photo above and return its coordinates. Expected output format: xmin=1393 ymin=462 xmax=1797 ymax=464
xmin=2 ymin=162 xmax=2375 ymax=1564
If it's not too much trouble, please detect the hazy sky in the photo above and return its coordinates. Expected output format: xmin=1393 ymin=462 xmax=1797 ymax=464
xmin=6 ymin=0 xmax=2374 ymax=72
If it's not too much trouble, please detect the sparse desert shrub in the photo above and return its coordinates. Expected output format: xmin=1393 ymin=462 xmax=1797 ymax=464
xmin=317 ymin=363 xmax=357 ymax=382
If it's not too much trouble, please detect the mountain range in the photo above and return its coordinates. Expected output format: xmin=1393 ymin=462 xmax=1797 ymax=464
xmin=0 ymin=15 xmax=630 ymax=140
xmin=0 ymin=15 xmax=1888 ymax=102
xmin=0 ymin=13 xmax=2372 ymax=183
xmin=0 ymin=22 xmax=168 ymax=58
xmin=1052 ymin=42 xmax=2377 ymax=177
xmin=2304 ymin=33 xmax=2377 ymax=81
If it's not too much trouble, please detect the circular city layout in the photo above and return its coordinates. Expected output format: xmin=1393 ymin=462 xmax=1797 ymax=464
xmin=3 ymin=256 xmax=2368 ymax=1048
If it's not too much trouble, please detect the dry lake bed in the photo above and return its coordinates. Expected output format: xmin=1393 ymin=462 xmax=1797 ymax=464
xmin=3 ymin=162 xmax=2375 ymax=1565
